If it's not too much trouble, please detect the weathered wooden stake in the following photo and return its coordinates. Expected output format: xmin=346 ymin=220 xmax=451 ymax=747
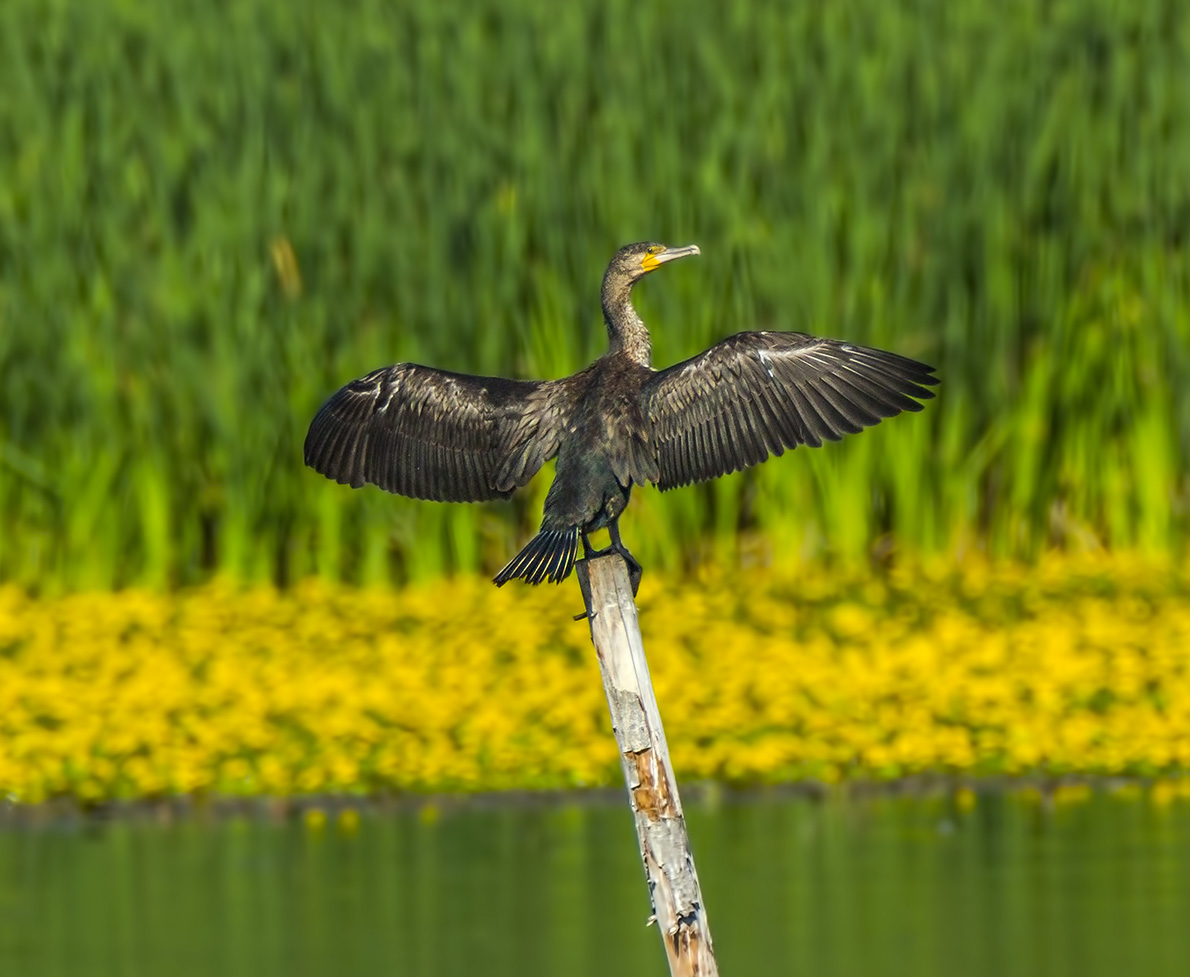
xmin=577 ymin=553 xmax=720 ymax=977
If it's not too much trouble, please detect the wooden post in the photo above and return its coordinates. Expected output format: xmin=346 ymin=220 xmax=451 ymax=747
xmin=577 ymin=553 xmax=720 ymax=977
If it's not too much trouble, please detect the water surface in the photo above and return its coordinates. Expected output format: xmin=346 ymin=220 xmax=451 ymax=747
xmin=2 ymin=787 xmax=1187 ymax=976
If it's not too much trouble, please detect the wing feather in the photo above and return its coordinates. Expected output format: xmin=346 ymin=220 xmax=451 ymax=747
xmin=305 ymin=363 xmax=564 ymax=502
xmin=799 ymin=378 xmax=855 ymax=438
xmin=643 ymin=332 xmax=938 ymax=490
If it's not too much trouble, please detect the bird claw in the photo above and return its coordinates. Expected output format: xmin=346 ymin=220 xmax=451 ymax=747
xmin=579 ymin=530 xmax=643 ymax=597
xmin=575 ymin=560 xmax=595 ymax=622
xmin=608 ymin=523 xmax=642 ymax=596
xmin=611 ymin=547 xmax=642 ymax=596
xmin=626 ymin=557 xmax=642 ymax=597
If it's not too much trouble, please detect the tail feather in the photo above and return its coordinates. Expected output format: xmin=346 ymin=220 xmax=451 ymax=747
xmin=493 ymin=527 xmax=579 ymax=586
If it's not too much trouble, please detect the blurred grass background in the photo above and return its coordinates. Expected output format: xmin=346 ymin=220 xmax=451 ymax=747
xmin=1 ymin=0 xmax=1188 ymax=593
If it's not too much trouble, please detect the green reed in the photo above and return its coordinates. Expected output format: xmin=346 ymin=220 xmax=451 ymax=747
xmin=1 ymin=0 xmax=1187 ymax=590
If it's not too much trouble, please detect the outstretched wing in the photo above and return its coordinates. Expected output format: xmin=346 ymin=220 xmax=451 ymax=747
xmin=304 ymin=364 xmax=564 ymax=502
xmin=642 ymin=332 xmax=938 ymax=490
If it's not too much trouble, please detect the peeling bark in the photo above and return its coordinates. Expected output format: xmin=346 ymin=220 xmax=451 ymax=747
xmin=577 ymin=554 xmax=720 ymax=977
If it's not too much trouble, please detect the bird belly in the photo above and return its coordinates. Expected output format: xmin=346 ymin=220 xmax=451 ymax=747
xmin=540 ymin=441 xmax=631 ymax=534
xmin=582 ymin=481 xmax=631 ymax=532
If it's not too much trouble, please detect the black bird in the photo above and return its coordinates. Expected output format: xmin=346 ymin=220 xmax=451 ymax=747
xmin=304 ymin=242 xmax=938 ymax=589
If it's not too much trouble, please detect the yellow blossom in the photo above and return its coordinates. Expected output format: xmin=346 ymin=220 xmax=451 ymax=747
xmin=0 ymin=553 xmax=1188 ymax=801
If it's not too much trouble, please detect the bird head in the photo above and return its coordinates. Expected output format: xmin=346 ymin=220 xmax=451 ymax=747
xmin=607 ymin=241 xmax=701 ymax=287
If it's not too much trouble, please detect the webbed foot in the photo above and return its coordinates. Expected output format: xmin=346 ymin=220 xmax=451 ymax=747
xmin=579 ymin=524 xmax=643 ymax=597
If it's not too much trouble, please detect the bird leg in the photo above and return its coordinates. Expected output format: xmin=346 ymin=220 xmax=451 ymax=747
xmin=608 ymin=521 xmax=643 ymax=595
xmin=579 ymin=523 xmax=642 ymax=596
xmin=574 ymin=560 xmax=595 ymax=622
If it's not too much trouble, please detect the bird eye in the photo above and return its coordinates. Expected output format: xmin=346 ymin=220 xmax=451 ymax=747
xmin=647 ymin=245 xmax=663 ymax=255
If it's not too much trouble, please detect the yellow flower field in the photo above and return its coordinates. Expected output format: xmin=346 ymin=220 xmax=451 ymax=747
xmin=2 ymin=553 xmax=1189 ymax=803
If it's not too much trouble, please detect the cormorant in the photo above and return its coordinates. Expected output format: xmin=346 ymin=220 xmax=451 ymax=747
xmin=304 ymin=242 xmax=938 ymax=588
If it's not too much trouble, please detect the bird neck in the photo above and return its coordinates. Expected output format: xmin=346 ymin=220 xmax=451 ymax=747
xmin=601 ymin=279 xmax=652 ymax=366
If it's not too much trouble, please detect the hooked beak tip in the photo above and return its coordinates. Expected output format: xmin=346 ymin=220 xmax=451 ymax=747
xmin=656 ymin=244 xmax=700 ymax=264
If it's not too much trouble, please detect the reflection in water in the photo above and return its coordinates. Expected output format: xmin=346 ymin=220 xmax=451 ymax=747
xmin=1 ymin=787 xmax=1187 ymax=977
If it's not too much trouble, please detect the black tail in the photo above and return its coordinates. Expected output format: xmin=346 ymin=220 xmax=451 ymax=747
xmin=493 ymin=527 xmax=579 ymax=586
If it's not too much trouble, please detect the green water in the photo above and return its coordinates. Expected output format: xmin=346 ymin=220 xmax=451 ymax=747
xmin=2 ymin=788 xmax=1187 ymax=976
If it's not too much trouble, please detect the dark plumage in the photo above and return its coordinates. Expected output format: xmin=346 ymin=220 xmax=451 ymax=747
xmin=304 ymin=242 xmax=938 ymax=587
